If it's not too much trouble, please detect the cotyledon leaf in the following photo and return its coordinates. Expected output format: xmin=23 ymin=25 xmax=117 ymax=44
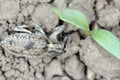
xmin=90 ymin=29 xmax=120 ymax=59
xmin=51 ymin=6 xmax=89 ymax=31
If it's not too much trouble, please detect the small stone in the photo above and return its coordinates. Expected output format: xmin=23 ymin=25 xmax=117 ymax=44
xmin=0 ymin=0 xmax=19 ymax=19
xmin=4 ymin=69 xmax=15 ymax=77
xmin=38 ymin=0 xmax=51 ymax=3
xmin=37 ymin=63 xmax=45 ymax=73
xmin=23 ymin=70 xmax=35 ymax=80
xmin=67 ymin=32 xmax=81 ymax=44
xmin=65 ymin=55 xmax=85 ymax=80
xmin=1 ymin=63 xmax=11 ymax=71
xmin=0 ymin=27 xmax=4 ymax=37
xmin=64 ymin=24 xmax=77 ymax=32
xmin=32 ymin=4 xmax=58 ymax=32
xmin=61 ymin=76 xmax=71 ymax=80
xmin=45 ymin=59 xmax=63 ymax=80
xmin=14 ymin=70 xmax=21 ymax=77
xmin=18 ymin=58 xmax=28 ymax=72
xmin=0 ymin=76 xmax=5 ymax=80
xmin=96 ymin=0 xmax=107 ymax=12
xmin=26 ymin=5 xmax=35 ymax=14
xmin=57 ymin=42 xmax=80 ymax=62
xmin=111 ymin=0 xmax=120 ymax=10
xmin=35 ymin=72 xmax=44 ymax=80
xmin=28 ymin=76 xmax=35 ymax=80
xmin=28 ymin=57 xmax=42 ymax=66
xmin=16 ymin=77 xmax=24 ymax=80
xmin=98 ymin=6 xmax=120 ymax=28
xmin=53 ymin=0 xmax=67 ymax=8
xmin=43 ymin=56 xmax=52 ymax=64
xmin=52 ymin=77 xmax=61 ymax=80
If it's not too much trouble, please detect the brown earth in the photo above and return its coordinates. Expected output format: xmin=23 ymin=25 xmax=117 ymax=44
xmin=0 ymin=0 xmax=120 ymax=80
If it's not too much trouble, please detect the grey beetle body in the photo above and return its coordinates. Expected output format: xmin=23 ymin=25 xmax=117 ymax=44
xmin=0 ymin=23 xmax=66 ymax=57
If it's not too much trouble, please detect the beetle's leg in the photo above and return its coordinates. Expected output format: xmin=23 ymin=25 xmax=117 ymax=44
xmin=60 ymin=36 xmax=68 ymax=53
xmin=50 ymin=25 xmax=65 ymax=43
xmin=63 ymin=36 xmax=68 ymax=45
xmin=14 ymin=25 xmax=32 ymax=34
xmin=48 ymin=36 xmax=68 ymax=55
xmin=31 ymin=23 xmax=46 ymax=36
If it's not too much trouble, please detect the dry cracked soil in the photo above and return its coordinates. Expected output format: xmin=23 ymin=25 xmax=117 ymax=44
xmin=0 ymin=0 xmax=120 ymax=80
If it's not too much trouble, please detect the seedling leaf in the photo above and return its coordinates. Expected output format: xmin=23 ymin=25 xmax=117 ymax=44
xmin=51 ymin=7 xmax=89 ymax=31
xmin=90 ymin=29 xmax=120 ymax=59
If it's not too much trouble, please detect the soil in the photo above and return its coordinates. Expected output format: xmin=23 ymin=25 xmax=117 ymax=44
xmin=0 ymin=0 xmax=120 ymax=80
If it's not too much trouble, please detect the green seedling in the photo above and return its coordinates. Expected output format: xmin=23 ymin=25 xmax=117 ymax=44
xmin=51 ymin=7 xmax=120 ymax=59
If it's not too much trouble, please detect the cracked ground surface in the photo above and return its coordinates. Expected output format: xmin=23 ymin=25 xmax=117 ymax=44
xmin=0 ymin=0 xmax=120 ymax=80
